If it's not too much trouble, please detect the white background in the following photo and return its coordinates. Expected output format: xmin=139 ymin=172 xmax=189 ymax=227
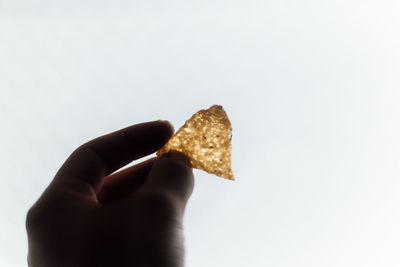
xmin=1 ymin=1 xmax=400 ymax=266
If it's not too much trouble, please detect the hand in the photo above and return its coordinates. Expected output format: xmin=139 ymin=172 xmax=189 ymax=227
xmin=26 ymin=121 xmax=194 ymax=267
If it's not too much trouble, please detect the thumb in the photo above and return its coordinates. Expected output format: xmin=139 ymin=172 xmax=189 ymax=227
xmin=138 ymin=151 xmax=194 ymax=208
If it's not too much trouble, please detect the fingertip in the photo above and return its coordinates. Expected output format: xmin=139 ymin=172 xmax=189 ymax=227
xmin=160 ymin=150 xmax=192 ymax=168
xmin=157 ymin=151 xmax=194 ymax=185
xmin=143 ymin=151 xmax=194 ymax=204
xmin=155 ymin=120 xmax=175 ymax=137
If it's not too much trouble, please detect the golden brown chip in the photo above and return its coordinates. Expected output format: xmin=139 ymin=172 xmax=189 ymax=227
xmin=157 ymin=105 xmax=234 ymax=180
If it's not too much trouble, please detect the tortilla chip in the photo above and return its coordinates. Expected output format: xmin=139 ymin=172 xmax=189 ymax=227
xmin=157 ymin=105 xmax=234 ymax=180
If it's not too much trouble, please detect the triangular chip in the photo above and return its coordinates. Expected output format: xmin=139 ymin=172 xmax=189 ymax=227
xmin=157 ymin=105 xmax=234 ymax=180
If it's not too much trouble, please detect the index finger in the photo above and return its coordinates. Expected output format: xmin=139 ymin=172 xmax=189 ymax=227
xmin=53 ymin=120 xmax=174 ymax=193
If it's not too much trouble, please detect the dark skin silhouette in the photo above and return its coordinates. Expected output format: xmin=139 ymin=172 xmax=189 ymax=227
xmin=26 ymin=121 xmax=194 ymax=267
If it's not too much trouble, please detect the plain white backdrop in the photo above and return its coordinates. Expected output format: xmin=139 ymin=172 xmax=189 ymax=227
xmin=1 ymin=0 xmax=400 ymax=266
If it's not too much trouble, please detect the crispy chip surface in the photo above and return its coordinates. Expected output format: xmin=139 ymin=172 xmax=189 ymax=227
xmin=157 ymin=105 xmax=234 ymax=180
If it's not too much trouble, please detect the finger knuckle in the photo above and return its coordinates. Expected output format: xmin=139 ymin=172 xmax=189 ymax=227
xmin=26 ymin=198 xmax=56 ymax=231
xmin=26 ymin=205 xmax=43 ymax=230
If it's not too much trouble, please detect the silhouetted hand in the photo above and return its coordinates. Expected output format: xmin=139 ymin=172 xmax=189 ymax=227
xmin=26 ymin=121 xmax=194 ymax=267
